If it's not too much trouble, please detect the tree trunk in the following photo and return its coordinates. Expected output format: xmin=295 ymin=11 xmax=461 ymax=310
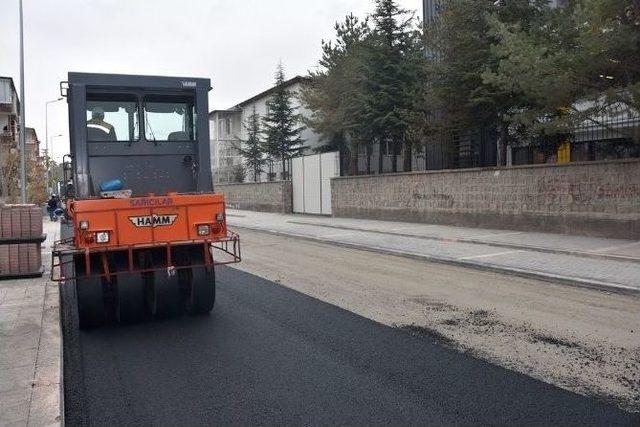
xmin=281 ymin=155 xmax=286 ymax=179
xmin=403 ymin=140 xmax=413 ymax=173
xmin=378 ymin=138 xmax=384 ymax=174
xmin=350 ymin=146 xmax=357 ymax=176
xmin=423 ymin=142 xmax=428 ymax=171
xmin=496 ymin=120 xmax=508 ymax=167
xmin=391 ymin=141 xmax=398 ymax=173
xmin=365 ymin=144 xmax=371 ymax=175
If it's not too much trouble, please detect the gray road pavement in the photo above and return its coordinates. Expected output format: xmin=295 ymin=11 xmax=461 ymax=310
xmin=226 ymin=210 xmax=640 ymax=293
xmin=61 ymin=266 xmax=635 ymax=426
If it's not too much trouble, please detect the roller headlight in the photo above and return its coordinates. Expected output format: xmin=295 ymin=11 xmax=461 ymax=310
xmin=197 ymin=225 xmax=211 ymax=236
xmin=95 ymin=231 xmax=110 ymax=243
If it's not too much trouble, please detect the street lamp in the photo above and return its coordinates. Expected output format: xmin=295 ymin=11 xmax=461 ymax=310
xmin=18 ymin=0 xmax=26 ymax=202
xmin=45 ymin=97 xmax=63 ymax=195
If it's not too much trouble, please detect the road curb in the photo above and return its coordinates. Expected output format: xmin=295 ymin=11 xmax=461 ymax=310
xmin=287 ymin=220 xmax=640 ymax=265
xmin=58 ymin=282 xmax=65 ymax=427
xmin=232 ymin=225 xmax=640 ymax=297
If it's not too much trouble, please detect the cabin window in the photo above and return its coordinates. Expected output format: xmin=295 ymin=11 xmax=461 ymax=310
xmin=86 ymin=94 xmax=139 ymax=142
xmin=143 ymin=95 xmax=196 ymax=142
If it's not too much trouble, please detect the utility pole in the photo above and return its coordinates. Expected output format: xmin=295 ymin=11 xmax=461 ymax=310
xmin=18 ymin=0 xmax=26 ymax=203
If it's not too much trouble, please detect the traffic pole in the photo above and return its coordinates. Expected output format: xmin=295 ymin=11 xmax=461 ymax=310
xmin=18 ymin=0 xmax=27 ymax=203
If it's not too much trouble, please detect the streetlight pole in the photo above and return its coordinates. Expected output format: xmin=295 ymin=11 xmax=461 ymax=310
xmin=18 ymin=0 xmax=26 ymax=203
xmin=45 ymin=98 xmax=63 ymax=195
xmin=48 ymin=134 xmax=63 ymax=194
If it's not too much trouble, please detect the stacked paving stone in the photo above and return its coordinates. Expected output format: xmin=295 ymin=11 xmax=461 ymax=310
xmin=0 ymin=204 xmax=44 ymax=278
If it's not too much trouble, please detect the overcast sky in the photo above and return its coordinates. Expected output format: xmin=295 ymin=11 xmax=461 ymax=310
xmin=0 ymin=0 xmax=422 ymax=161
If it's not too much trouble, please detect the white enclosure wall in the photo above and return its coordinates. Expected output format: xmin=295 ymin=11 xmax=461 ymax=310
xmin=292 ymin=156 xmax=305 ymax=214
xmin=292 ymin=152 xmax=339 ymax=215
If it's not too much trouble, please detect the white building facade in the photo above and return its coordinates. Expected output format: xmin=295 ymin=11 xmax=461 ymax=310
xmin=210 ymin=76 xmax=322 ymax=184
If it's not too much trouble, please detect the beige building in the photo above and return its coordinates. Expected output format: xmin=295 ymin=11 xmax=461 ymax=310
xmin=25 ymin=127 xmax=41 ymax=161
xmin=0 ymin=77 xmax=20 ymax=153
xmin=210 ymin=76 xmax=321 ymax=184
xmin=1 ymin=76 xmax=43 ymax=201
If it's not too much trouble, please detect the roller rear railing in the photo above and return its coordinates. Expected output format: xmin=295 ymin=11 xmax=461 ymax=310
xmin=51 ymin=231 xmax=241 ymax=283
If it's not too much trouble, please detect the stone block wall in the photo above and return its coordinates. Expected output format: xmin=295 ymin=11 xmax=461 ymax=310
xmin=331 ymin=159 xmax=640 ymax=239
xmin=215 ymin=181 xmax=292 ymax=214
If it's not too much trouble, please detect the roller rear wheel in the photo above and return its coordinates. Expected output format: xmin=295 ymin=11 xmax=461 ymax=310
xmin=116 ymin=273 xmax=147 ymax=324
xmin=75 ymin=257 xmax=106 ymax=329
xmin=146 ymin=268 xmax=183 ymax=319
xmin=186 ymin=266 xmax=215 ymax=315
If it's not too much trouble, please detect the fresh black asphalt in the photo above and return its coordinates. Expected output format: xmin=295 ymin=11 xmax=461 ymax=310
xmin=61 ymin=266 xmax=636 ymax=426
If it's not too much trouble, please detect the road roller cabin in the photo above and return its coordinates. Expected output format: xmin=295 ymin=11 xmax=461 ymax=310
xmin=51 ymin=72 xmax=240 ymax=329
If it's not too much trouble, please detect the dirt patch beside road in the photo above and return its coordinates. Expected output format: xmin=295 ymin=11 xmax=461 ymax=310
xmin=233 ymin=228 xmax=640 ymax=412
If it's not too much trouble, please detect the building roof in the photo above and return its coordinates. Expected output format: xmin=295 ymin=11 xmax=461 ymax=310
xmin=209 ymin=75 xmax=310 ymax=117
xmin=210 ymin=107 xmax=242 ymax=115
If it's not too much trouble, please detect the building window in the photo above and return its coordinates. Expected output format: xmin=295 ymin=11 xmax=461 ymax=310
xmin=217 ymin=117 xmax=232 ymax=138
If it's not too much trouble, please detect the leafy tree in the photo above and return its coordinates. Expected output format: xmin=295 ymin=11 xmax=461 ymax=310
xmin=0 ymin=148 xmax=47 ymax=203
xmin=424 ymin=0 xmax=548 ymax=165
xmin=302 ymin=13 xmax=371 ymax=174
xmin=482 ymin=0 xmax=640 ymax=145
xmin=0 ymin=149 xmax=19 ymax=202
xmin=233 ymin=106 xmax=266 ymax=182
xmin=304 ymin=1 xmax=424 ymax=174
xmin=573 ymin=0 xmax=640 ymax=124
xmin=47 ymin=159 xmax=63 ymax=195
xmin=27 ymin=155 xmax=47 ymax=204
xmin=262 ymin=62 xmax=305 ymax=179
xmin=231 ymin=164 xmax=246 ymax=183
xmin=364 ymin=0 xmax=424 ymax=172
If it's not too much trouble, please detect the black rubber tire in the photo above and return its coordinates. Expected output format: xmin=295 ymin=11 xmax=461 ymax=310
xmin=76 ymin=272 xmax=106 ymax=330
xmin=146 ymin=269 xmax=183 ymax=319
xmin=116 ymin=273 xmax=146 ymax=324
xmin=186 ymin=266 xmax=215 ymax=315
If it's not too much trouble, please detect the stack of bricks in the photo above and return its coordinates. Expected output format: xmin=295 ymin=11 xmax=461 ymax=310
xmin=0 ymin=204 xmax=44 ymax=278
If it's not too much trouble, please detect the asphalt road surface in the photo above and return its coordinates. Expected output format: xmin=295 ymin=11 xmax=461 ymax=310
xmin=62 ymin=267 xmax=635 ymax=426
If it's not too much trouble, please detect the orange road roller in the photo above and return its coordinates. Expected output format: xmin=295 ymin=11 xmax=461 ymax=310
xmin=51 ymin=72 xmax=240 ymax=328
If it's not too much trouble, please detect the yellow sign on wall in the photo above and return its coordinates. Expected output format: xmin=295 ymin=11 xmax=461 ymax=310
xmin=557 ymin=142 xmax=571 ymax=164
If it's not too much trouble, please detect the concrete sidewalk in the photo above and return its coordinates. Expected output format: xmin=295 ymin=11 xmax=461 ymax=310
xmin=0 ymin=219 xmax=61 ymax=426
xmin=226 ymin=210 xmax=640 ymax=294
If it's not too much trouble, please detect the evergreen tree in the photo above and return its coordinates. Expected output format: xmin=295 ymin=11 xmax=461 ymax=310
xmin=483 ymin=0 xmax=640 ymax=143
xmin=424 ymin=0 xmax=548 ymax=165
xmin=362 ymin=0 xmax=424 ymax=172
xmin=233 ymin=106 xmax=266 ymax=182
xmin=302 ymin=13 xmax=371 ymax=174
xmin=262 ymin=63 xmax=305 ymax=179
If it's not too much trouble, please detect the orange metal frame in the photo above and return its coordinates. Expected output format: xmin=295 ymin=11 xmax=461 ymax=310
xmin=51 ymin=192 xmax=241 ymax=282
xmin=51 ymin=232 xmax=241 ymax=283
xmin=68 ymin=192 xmax=228 ymax=249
